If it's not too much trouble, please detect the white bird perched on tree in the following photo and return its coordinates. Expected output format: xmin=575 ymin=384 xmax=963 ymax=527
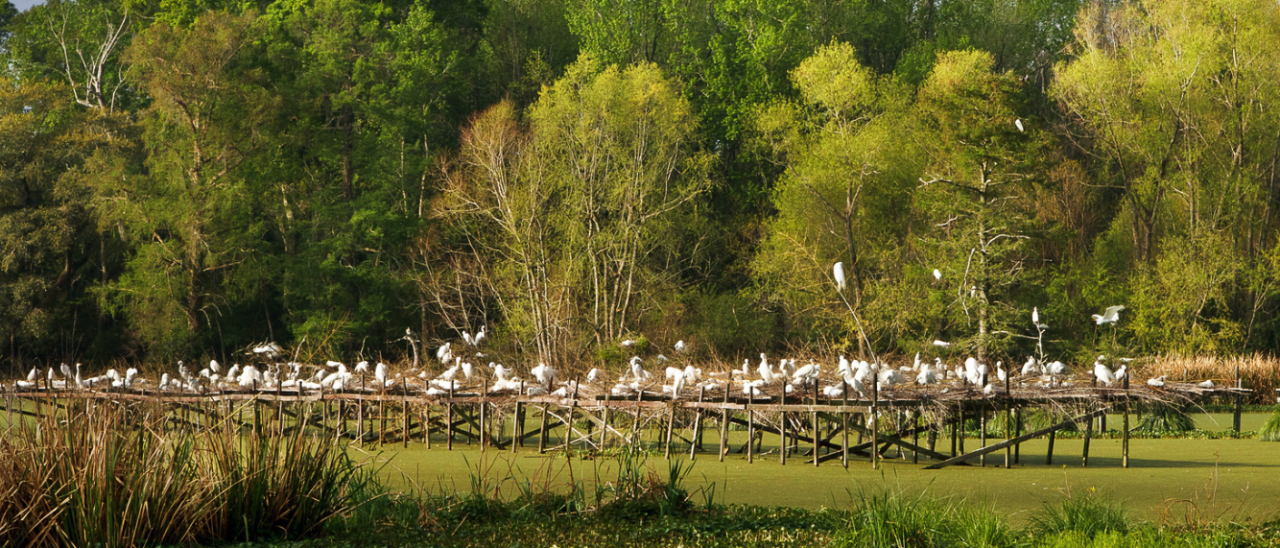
xmin=665 ymin=366 xmax=684 ymax=381
xmin=1093 ymin=357 xmax=1116 ymax=386
xmin=1047 ymin=361 xmax=1067 ymax=376
xmin=833 ymin=262 xmax=847 ymax=291
xmin=1147 ymin=375 xmax=1165 ymax=387
xmin=473 ymin=326 xmax=486 ymax=347
xmin=587 ymin=368 xmax=601 ymax=383
xmin=375 ymin=362 xmax=389 ymax=386
xmin=878 ymin=367 xmax=902 ymax=388
xmin=822 ymin=385 xmax=844 ymax=398
xmin=1032 ymin=307 xmax=1048 ymax=330
xmin=436 ymin=342 xmax=452 ymax=364
xmin=620 ymin=339 xmax=636 ymax=347
xmin=461 ymin=361 xmax=474 ymax=379
xmin=210 ymin=360 xmax=221 ymax=375
xmin=933 ymin=268 xmax=942 ymax=280
xmin=757 ymin=355 xmax=776 ymax=384
xmin=1022 ymin=356 xmax=1041 ymax=377
xmin=995 ymin=362 xmax=1007 ymax=383
xmin=674 ymin=340 xmax=687 ymax=353
xmin=326 ymin=360 xmax=344 ymax=369
xmin=933 ymin=340 xmax=950 ymax=348
xmin=1092 ymin=305 xmax=1126 ymax=325
xmin=1114 ymin=364 xmax=1126 ymax=382
xmin=1015 ymin=118 xmax=1024 ymax=132
xmin=629 ymin=356 xmax=647 ymax=381
xmin=1198 ymin=379 xmax=1215 ymax=388
xmin=532 ymin=363 xmax=555 ymax=387
xmin=26 ymin=368 xmax=37 ymax=382
xmin=792 ymin=361 xmax=819 ymax=385
xmin=916 ymin=363 xmax=937 ymax=385
xmin=354 ymin=361 xmax=369 ymax=374
xmin=983 ymin=383 xmax=996 ymax=396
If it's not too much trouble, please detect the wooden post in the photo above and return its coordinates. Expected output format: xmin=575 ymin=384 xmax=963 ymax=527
xmin=718 ymin=389 xmax=729 ymax=462
xmin=870 ymin=374 xmax=879 ymax=470
xmin=811 ymin=387 xmax=820 ymax=467
xmin=663 ymin=401 xmax=676 ymax=459
xmin=841 ymin=380 xmax=849 ymax=469
xmin=570 ymin=376 xmax=580 ymax=450
xmin=1004 ymin=375 xmax=1012 ymax=469
xmin=1233 ymin=365 xmax=1242 ymax=433
xmin=357 ymin=394 xmax=364 ymax=441
xmin=1046 ymin=410 xmax=1056 ymax=465
xmin=979 ymin=406 xmax=987 ymax=467
xmin=379 ymin=389 xmax=387 ymax=445
xmin=424 ymin=399 xmax=431 ymax=449
xmin=538 ymin=403 xmax=549 ymax=454
xmin=601 ymin=391 xmax=610 ymax=450
xmin=632 ymin=389 xmax=643 ymax=448
xmin=1082 ymin=407 xmax=1093 ymax=467
xmin=1014 ymin=407 xmax=1022 ymax=464
xmin=913 ymin=409 xmax=920 ymax=465
xmin=746 ymin=396 xmax=754 ymax=464
xmin=510 ymin=393 xmax=520 ymax=454
xmin=690 ymin=387 xmax=705 ymax=459
xmin=779 ymin=387 xmax=787 ymax=465
xmin=479 ymin=382 xmax=487 ymax=451
xmin=447 ymin=386 xmax=454 ymax=451
xmin=1122 ymin=375 xmax=1130 ymax=468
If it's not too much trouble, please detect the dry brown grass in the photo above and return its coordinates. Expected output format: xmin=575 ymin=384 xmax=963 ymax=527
xmin=1143 ymin=353 xmax=1280 ymax=404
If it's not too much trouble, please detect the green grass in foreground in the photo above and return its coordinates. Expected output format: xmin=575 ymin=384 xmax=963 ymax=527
xmin=235 ymin=491 xmax=1280 ymax=548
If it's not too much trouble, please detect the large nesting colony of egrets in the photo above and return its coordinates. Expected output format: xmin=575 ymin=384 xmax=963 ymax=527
xmin=1 ymin=336 xmax=1238 ymax=407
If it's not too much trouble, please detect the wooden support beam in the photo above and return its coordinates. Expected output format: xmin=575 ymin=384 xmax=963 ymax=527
xmin=924 ymin=407 xmax=1109 ymax=470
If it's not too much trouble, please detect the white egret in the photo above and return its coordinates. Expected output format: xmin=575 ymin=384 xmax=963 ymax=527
xmin=1147 ymin=376 xmax=1165 ymax=387
xmin=674 ymin=340 xmax=687 ymax=353
xmin=1092 ymin=305 xmax=1126 ymax=325
xmin=1022 ymin=356 xmax=1041 ymax=376
xmin=933 ymin=268 xmax=942 ymax=280
xmin=436 ymin=342 xmax=452 ymax=364
xmin=1015 ymin=118 xmax=1024 ymax=132
xmin=587 ymin=368 xmax=601 ymax=383
xmin=532 ymin=363 xmax=555 ymax=386
xmin=1032 ymin=307 xmax=1048 ymax=330
xmin=933 ymin=340 xmax=950 ymax=348
xmin=210 ymin=360 xmax=221 ymax=375
xmin=995 ymin=362 xmax=1007 ymax=383
xmin=473 ymin=326 xmax=486 ymax=347
xmin=833 ymin=262 xmax=847 ymax=291
xmin=1093 ymin=357 xmax=1116 ymax=386
xmin=375 ymin=362 xmax=389 ymax=386
xmin=621 ymin=339 xmax=636 ymax=347
xmin=1198 ymin=379 xmax=1215 ymax=389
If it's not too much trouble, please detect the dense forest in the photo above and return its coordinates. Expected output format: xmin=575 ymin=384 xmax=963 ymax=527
xmin=1 ymin=0 xmax=1278 ymax=371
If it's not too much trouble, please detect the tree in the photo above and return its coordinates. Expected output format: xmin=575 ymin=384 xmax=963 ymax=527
xmin=436 ymin=57 xmax=709 ymax=360
xmin=752 ymin=42 xmax=922 ymax=356
xmin=90 ymin=12 xmax=272 ymax=353
xmin=915 ymin=49 xmax=1040 ymax=361
xmin=1054 ymin=0 xmax=1280 ymax=352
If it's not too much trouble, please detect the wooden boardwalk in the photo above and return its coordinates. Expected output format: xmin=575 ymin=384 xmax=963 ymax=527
xmin=1 ymin=378 xmax=1252 ymax=470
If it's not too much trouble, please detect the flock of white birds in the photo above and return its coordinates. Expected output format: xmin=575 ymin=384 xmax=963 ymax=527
xmin=2 ymin=305 xmax=1218 ymax=400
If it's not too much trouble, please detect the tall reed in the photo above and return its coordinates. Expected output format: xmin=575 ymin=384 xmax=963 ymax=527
xmin=1147 ymin=353 xmax=1280 ymax=403
xmin=0 ymin=399 xmax=374 ymax=547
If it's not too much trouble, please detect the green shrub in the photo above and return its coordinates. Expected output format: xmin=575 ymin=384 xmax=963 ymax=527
xmin=1030 ymin=493 xmax=1129 ymax=539
xmin=1259 ymin=407 xmax=1280 ymax=442
xmin=1132 ymin=403 xmax=1195 ymax=434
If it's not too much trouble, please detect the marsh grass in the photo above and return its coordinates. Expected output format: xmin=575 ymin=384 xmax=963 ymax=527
xmin=1148 ymin=354 xmax=1280 ymax=404
xmin=1259 ymin=407 xmax=1280 ymax=442
xmin=0 ymin=401 xmax=376 ymax=547
xmin=1030 ymin=491 xmax=1130 ymax=539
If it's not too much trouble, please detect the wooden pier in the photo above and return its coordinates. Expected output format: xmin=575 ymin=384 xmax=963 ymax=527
xmin=0 ymin=378 xmax=1251 ymax=470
